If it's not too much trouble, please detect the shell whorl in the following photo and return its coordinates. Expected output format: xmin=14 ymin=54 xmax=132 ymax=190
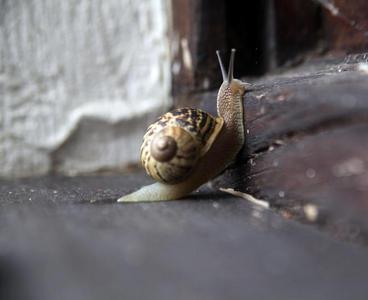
xmin=150 ymin=134 xmax=178 ymax=162
xmin=141 ymin=108 xmax=223 ymax=184
xmin=143 ymin=126 xmax=200 ymax=183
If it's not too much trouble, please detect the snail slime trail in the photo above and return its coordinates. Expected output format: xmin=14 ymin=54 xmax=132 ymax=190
xmin=118 ymin=49 xmax=249 ymax=202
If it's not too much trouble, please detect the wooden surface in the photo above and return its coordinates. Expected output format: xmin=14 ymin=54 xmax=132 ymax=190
xmin=198 ymin=54 xmax=368 ymax=243
xmin=1 ymin=55 xmax=368 ymax=299
xmin=1 ymin=173 xmax=368 ymax=299
xmin=322 ymin=0 xmax=368 ymax=52
xmin=171 ymin=0 xmax=368 ymax=108
xmin=171 ymin=0 xmax=226 ymax=103
xmin=273 ymin=0 xmax=321 ymax=66
xmin=171 ymin=1 xmax=270 ymax=106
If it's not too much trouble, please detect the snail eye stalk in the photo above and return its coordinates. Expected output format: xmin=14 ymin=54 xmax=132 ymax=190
xmin=228 ymin=48 xmax=236 ymax=83
xmin=216 ymin=50 xmax=227 ymax=82
xmin=216 ymin=49 xmax=236 ymax=83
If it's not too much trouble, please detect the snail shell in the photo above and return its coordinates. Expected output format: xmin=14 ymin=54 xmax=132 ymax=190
xmin=141 ymin=108 xmax=224 ymax=184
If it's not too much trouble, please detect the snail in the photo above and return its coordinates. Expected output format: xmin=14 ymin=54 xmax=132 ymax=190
xmin=117 ymin=49 xmax=249 ymax=203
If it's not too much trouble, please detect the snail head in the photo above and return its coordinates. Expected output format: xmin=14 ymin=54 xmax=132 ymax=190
xmin=216 ymin=49 xmax=251 ymax=96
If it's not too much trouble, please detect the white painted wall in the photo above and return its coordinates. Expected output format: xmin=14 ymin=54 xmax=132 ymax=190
xmin=0 ymin=0 xmax=171 ymax=177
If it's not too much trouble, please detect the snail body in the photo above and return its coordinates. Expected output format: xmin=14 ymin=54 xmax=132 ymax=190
xmin=118 ymin=49 xmax=249 ymax=202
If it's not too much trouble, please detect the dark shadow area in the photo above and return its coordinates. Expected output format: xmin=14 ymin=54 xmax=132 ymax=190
xmin=273 ymin=0 xmax=322 ymax=65
xmin=224 ymin=0 xmax=268 ymax=76
xmin=223 ymin=0 xmax=322 ymax=75
xmin=0 ymin=255 xmax=30 ymax=300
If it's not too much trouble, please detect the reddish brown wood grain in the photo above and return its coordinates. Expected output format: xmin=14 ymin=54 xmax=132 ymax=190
xmin=171 ymin=0 xmax=226 ymax=106
xmin=199 ymin=56 xmax=368 ymax=242
xmin=273 ymin=0 xmax=321 ymax=65
xmin=169 ymin=0 xmax=368 ymax=242
xmin=322 ymin=0 xmax=368 ymax=52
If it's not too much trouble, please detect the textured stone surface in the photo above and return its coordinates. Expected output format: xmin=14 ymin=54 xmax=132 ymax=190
xmin=1 ymin=172 xmax=368 ymax=300
xmin=0 ymin=0 xmax=171 ymax=178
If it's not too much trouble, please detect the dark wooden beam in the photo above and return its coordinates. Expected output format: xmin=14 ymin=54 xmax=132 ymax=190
xmin=322 ymin=0 xmax=368 ymax=52
xmin=198 ymin=55 xmax=368 ymax=242
xmin=170 ymin=0 xmax=227 ymax=107
xmin=273 ymin=0 xmax=322 ymax=66
xmin=170 ymin=0 xmax=270 ymax=107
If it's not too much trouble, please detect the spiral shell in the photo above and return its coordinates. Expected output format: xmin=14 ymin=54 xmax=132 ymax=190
xmin=141 ymin=108 xmax=223 ymax=184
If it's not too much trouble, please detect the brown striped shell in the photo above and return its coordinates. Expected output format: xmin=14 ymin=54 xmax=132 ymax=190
xmin=141 ymin=108 xmax=224 ymax=184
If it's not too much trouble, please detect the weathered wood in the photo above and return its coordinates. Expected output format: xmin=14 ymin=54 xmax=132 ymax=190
xmin=171 ymin=0 xmax=226 ymax=106
xmin=199 ymin=54 xmax=368 ymax=242
xmin=170 ymin=0 xmax=368 ymax=108
xmin=321 ymin=0 xmax=368 ymax=52
xmin=171 ymin=1 xmax=270 ymax=106
xmin=273 ymin=0 xmax=321 ymax=66
xmin=1 ymin=173 xmax=368 ymax=299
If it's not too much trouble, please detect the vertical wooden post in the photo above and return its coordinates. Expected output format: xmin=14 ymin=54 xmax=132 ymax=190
xmin=171 ymin=0 xmax=227 ymax=107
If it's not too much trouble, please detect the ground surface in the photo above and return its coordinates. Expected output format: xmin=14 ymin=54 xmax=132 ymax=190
xmin=1 ymin=172 xmax=368 ymax=300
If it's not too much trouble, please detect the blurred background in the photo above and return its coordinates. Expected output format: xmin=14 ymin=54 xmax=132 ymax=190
xmin=1 ymin=0 xmax=367 ymax=179
xmin=0 ymin=0 xmax=171 ymax=178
